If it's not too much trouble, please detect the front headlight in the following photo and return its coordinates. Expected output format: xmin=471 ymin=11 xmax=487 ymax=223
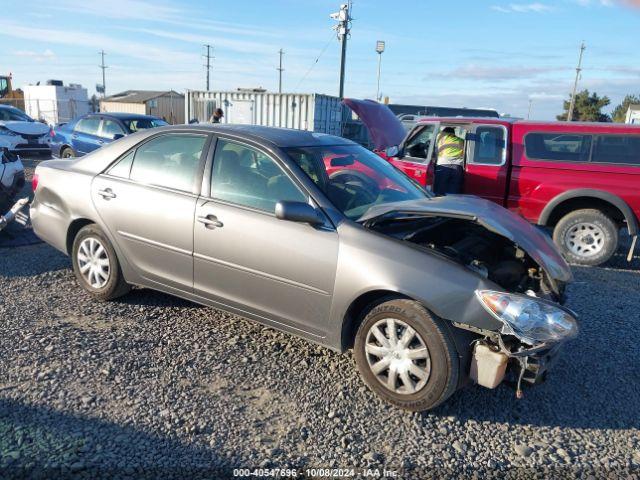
xmin=475 ymin=290 xmax=578 ymax=345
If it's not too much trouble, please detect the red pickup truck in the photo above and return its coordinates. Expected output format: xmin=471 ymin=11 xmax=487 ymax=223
xmin=345 ymin=99 xmax=639 ymax=266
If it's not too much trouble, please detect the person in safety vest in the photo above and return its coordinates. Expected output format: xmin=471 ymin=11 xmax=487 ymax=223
xmin=434 ymin=127 xmax=465 ymax=195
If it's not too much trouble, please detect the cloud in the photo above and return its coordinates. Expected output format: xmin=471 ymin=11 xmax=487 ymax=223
xmin=50 ymin=0 xmax=181 ymax=22
xmin=430 ymin=64 xmax=566 ymax=81
xmin=1 ymin=22 xmax=196 ymax=65
xmin=491 ymin=3 xmax=555 ymax=13
xmin=12 ymin=49 xmax=56 ymax=62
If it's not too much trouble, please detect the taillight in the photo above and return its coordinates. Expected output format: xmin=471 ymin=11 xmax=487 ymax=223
xmin=32 ymin=173 xmax=39 ymax=192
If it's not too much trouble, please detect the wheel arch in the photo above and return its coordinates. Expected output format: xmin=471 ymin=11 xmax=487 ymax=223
xmin=538 ymin=189 xmax=638 ymax=236
xmin=66 ymin=218 xmax=95 ymax=254
xmin=340 ymin=290 xmax=412 ymax=351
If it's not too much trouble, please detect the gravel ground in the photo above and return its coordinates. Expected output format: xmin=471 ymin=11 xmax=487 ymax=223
xmin=1 ymin=160 xmax=639 ymax=479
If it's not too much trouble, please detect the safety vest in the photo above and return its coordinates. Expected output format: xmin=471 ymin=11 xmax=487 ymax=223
xmin=437 ymin=132 xmax=464 ymax=159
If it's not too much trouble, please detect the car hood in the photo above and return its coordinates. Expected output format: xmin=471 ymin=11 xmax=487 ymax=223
xmin=0 ymin=121 xmax=50 ymax=136
xmin=359 ymin=195 xmax=573 ymax=283
xmin=342 ymin=98 xmax=406 ymax=150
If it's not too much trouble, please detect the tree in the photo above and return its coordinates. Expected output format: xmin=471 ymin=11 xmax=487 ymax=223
xmin=611 ymin=94 xmax=640 ymax=123
xmin=557 ymin=89 xmax=611 ymax=122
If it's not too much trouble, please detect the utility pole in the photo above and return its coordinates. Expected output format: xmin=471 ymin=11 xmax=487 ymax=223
xmin=375 ymin=40 xmax=385 ymax=102
xmin=331 ymin=3 xmax=351 ymax=99
xmin=98 ymin=50 xmax=107 ymax=98
xmin=277 ymin=49 xmax=284 ymax=93
xmin=567 ymin=42 xmax=586 ymax=122
xmin=527 ymin=98 xmax=533 ymax=120
xmin=204 ymin=44 xmax=213 ymax=90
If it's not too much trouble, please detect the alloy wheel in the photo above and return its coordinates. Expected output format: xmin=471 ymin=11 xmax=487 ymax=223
xmin=564 ymin=222 xmax=605 ymax=258
xmin=77 ymin=237 xmax=110 ymax=289
xmin=365 ymin=318 xmax=431 ymax=395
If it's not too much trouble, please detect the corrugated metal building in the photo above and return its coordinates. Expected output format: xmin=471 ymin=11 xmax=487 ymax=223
xmin=100 ymin=90 xmax=185 ymax=124
xmin=185 ymin=90 xmax=344 ymax=136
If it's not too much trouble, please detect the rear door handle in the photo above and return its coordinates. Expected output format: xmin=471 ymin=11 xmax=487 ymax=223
xmin=97 ymin=188 xmax=116 ymax=200
xmin=197 ymin=214 xmax=223 ymax=229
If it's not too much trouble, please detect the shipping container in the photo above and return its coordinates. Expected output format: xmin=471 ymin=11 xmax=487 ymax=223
xmin=185 ymin=90 xmax=343 ymax=136
xmin=22 ymin=83 xmax=90 ymax=125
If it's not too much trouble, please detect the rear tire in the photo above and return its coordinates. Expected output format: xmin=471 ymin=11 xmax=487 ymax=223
xmin=552 ymin=209 xmax=618 ymax=266
xmin=71 ymin=224 xmax=130 ymax=301
xmin=354 ymin=299 xmax=459 ymax=411
xmin=61 ymin=147 xmax=75 ymax=159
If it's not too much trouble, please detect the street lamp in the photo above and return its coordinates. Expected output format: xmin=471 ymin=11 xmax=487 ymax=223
xmin=375 ymin=40 xmax=385 ymax=102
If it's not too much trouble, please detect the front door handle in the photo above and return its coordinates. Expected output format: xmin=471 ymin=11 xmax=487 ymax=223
xmin=97 ymin=188 xmax=116 ymax=200
xmin=197 ymin=214 xmax=223 ymax=229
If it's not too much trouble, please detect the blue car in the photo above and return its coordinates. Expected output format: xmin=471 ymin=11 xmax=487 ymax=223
xmin=51 ymin=113 xmax=168 ymax=158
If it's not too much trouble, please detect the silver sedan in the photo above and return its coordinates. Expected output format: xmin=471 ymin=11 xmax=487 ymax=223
xmin=31 ymin=125 xmax=578 ymax=410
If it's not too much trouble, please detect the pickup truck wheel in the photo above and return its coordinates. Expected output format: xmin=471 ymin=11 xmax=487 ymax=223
xmin=71 ymin=224 xmax=130 ymax=301
xmin=354 ymin=299 xmax=459 ymax=411
xmin=553 ymin=209 xmax=618 ymax=266
xmin=61 ymin=147 xmax=75 ymax=159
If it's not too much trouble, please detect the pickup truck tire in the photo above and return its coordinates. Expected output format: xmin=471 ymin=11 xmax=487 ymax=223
xmin=553 ymin=209 xmax=618 ymax=266
xmin=71 ymin=224 xmax=131 ymax=301
xmin=354 ymin=299 xmax=459 ymax=411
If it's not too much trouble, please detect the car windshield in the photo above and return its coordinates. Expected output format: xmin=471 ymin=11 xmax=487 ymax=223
xmin=0 ymin=107 xmax=34 ymax=122
xmin=123 ymin=118 xmax=168 ymax=132
xmin=286 ymin=144 xmax=430 ymax=220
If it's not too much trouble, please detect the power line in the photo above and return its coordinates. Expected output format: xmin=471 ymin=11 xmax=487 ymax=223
xmin=277 ymin=49 xmax=284 ymax=94
xmin=294 ymin=34 xmax=335 ymax=91
xmin=567 ymin=42 xmax=586 ymax=122
xmin=98 ymin=50 xmax=107 ymax=98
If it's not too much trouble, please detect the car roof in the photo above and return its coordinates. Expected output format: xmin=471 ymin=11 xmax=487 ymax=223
xmin=163 ymin=124 xmax=356 ymax=148
xmin=417 ymin=116 xmax=640 ymax=131
xmin=95 ymin=112 xmax=161 ymax=120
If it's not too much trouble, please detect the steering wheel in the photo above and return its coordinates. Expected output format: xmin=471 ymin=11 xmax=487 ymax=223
xmin=329 ymin=170 xmax=380 ymax=211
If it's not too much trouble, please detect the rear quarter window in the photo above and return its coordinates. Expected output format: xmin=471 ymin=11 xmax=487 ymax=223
xmin=592 ymin=135 xmax=640 ymax=165
xmin=524 ymin=132 xmax=592 ymax=162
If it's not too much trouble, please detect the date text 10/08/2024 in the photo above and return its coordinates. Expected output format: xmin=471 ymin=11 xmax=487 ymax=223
xmin=232 ymin=468 xmax=399 ymax=478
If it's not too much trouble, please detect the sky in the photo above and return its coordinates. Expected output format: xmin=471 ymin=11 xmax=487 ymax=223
xmin=1 ymin=0 xmax=639 ymax=120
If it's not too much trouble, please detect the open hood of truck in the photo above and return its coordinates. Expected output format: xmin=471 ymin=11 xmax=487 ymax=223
xmin=342 ymin=98 xmax=407 ymax=150
xmin=360 ymin=195 xmax=573 ymax=283
xmin=0 ymin=121 xmax=49 ymax=136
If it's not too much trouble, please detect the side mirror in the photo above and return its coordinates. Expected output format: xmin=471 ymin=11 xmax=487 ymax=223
xmin=112 ymin=133 xmax=125 ymax=140
xmin=385 ymin=145 xmax=400 ymax=158
xmin=275 ymin=201 xmax=324 ymax=226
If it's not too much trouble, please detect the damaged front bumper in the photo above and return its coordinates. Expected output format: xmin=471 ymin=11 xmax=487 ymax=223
xmin=469 ymin=335 xmax=565 ymax=398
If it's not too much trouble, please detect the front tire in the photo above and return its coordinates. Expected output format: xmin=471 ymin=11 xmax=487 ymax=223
xmin=71 ymin=224 xmax=130 ymax=301
xmin=354 ymin=299 xmax=459 ymax=411
xmin=552 ymin=209 xmax=618 ymax=266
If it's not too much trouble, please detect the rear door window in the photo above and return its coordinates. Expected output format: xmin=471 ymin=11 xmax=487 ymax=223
xmin=470 ymin=126 xmax=506 ymax=165
xmin=129 ymin=134 xmax=207 ymax=192
xmin=75 ymin=117 xmax=102 ymax=136
xmin=592 ymin=135 xmax=640 ymax=165
xmin=525 ymin=133 xmax=592 ymax=162
xmin=100 ymin=119 xmax=125 ymax=139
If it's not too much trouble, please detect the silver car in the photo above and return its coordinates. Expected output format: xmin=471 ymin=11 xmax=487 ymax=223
xmin=31 ymin=125 xmax=578 ymax=410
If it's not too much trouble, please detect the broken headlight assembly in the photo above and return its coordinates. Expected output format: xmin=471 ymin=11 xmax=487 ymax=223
xmin=475 ymin=290 xmax=578 ymax=346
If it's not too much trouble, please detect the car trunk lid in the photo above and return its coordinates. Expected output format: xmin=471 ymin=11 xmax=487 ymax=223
xmin=342 ymin=98 xmax=407 ymax=150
